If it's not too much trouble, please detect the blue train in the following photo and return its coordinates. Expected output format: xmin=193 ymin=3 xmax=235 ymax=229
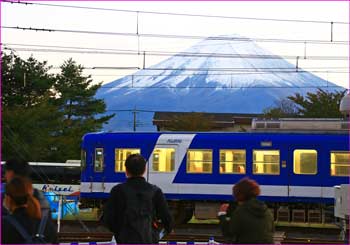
xmin=80 ymin=132 xmax=349 ymax=223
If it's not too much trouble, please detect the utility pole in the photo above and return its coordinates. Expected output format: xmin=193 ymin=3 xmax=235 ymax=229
xmin=132 ymin=107 xmax=137 ymax=132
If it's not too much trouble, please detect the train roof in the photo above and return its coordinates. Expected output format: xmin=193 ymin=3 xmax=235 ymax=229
xmin=83 ymin=131 xmax=349 ymax=136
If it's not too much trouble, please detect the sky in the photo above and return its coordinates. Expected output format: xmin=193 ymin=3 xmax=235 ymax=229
xmin=1 ymin=1 xmax=349 ymax=89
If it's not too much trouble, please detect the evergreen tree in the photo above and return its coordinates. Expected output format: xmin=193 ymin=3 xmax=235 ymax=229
xmin=2 ymin=52 xmax=55 ymax=107
xmin=1 ymin=53 xmax=62 ymax=161
xmin=54 ymin=58 xmax=114 ymax=160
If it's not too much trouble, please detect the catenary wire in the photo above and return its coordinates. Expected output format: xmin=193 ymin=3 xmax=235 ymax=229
xmin=2 ymin=26 xmax=348 ymax=45
xmin=3 ymin=0 xmax=349 ymax=25
xmin=2 ymin=43 xmax=349 ymax=60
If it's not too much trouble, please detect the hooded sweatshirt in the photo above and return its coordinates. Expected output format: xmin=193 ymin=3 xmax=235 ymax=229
xmin=220 ymin=198 xmax=274 ymax=244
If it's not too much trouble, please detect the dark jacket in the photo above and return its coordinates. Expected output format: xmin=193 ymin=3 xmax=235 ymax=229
xmin=219 ymin=198 xmax=274 ymax=244
xmin=103 ymin=177 xmax=173 ymax=243
xmin=1 ymin=207 xmax=58 ymax=244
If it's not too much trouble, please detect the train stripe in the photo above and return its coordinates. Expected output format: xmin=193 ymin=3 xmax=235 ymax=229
xmin=80 ymin=182 xmax=335 ymax=198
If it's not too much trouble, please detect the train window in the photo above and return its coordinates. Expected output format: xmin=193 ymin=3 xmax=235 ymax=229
xmin=219 ymin=150 xmax=246 ymax=174
xmin=330 ymin=151 xmax=350 ymax=176
xmin=293 ymin=150 xmax=317 ymax=175
xmin=152 ymin=148 xmax=175 ymax=172
xmin=253 ymin=150 xmax=280 ymax=175
xmin=187 ymin=150 xmax=212 ymax=174
xmin=115 ymin=148 xmax=140 ymax=172
xmin=81 ymin=150 xmax=86 ymax=170
xmin=94 ymin=148 xmax=104 ymax=172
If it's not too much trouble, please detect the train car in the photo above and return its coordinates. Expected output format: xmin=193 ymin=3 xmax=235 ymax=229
xmin=1 ymin=161 xmax=81 ymax=219
xmin=80 ymin=132 xmax=349 ymax=223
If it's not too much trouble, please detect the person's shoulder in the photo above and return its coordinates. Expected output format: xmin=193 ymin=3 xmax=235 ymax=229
xmin=111 ymin=182 xmax=125 ymax=192
xmin=149 ymin=184 xmax=164 ymax=197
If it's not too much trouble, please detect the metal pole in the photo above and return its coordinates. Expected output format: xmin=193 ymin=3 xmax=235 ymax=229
xmin=57 ymin=195 xmax=63 ymax=233
xmin=133 ymin=107 xmax=137 ymax=132
xmin=143 ymin=51 xmax=146 ymax=69
xmin=330 ymin=21 xmax=333 ymax=42
xmin=296 ymin=56 xmax=299 ymax=72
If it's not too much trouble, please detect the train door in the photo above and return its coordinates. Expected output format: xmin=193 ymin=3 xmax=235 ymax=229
xmin=147 ymin=134 xmax=196 ymax=196
xmin=89 ymin=147 xmax=106 ymax=193
xmin=147 ymin=144 xmax=179 ymax=194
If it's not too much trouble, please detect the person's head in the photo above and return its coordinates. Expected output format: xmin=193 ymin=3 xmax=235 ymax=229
xmin=233 ymin=177 xmax=260 ymax=203
xmin=4 ymin=177 xmax=29 ymax=212
xmin=4 ymin=158 xmax=31 ymax=182
xmin=125 ymin=154 xmax=146 ymax=177
xmin=4 ymin=176 xmax=41 ymax=218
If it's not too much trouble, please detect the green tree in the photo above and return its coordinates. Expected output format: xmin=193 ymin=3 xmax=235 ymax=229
xmin=263 ymin=98 xmax=299 ymax=118
xmin=288 ymin=89 xmax=346 ymax=118
xmin=166 ymin=113 xmax=214 ymax=131
xmin=2 ymin=52 xmax=56 ymax=107
xmin=54 ymin=58 xmax=114 ymax=160
xmin=1 ymin=53 xmax=62 ymax=161
xmin=263 ymin=89 xmax=347 ymax=118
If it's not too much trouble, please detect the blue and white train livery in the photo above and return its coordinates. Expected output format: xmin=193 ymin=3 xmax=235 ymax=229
xmin=80 ymin=132 xmax=349 ymax=222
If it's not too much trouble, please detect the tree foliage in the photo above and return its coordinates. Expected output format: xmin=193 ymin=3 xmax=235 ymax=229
xmin=263 ymin=98 xmax=299 ymax=118
xmin=288 ymin=89 xmax=346 ymax=118
xmin=263 ymin=89 xmax=347 ymax=118
xmin=1 ymin=53 xmax=114 ymax=162
xmin=2 ymin=53 xmax=55 ymax=107
xmin=53 ymin=58 xmax=114 ymax=160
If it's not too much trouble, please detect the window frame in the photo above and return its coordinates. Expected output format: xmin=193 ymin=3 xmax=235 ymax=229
xmin=151 ymin=147 xmax=176 ymax=173
xmin=114 ymin=148 xmax=141 ymax=172
xmin=186 ymin=149 xmax=213 ymax=174
xmin=94 ymin=148 xmax=104 ymax=172
xmin=252 ymin=149 xmax=280 ymax=175
xmin=330 ymin=151 xmax=350 ymax=177
xmin=293 ymin=149 xmax=318 ymax=175
xmin=219 ymin=149 xmax=246 ymax=174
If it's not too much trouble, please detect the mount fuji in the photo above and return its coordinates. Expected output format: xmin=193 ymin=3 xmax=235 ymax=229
xmin=96 ymin=35 xmax=345 ymax=131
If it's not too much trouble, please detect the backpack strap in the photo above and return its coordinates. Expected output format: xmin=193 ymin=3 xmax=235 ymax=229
xmin=35 ymin=209 xmax=49 ymax=240
xmin=4 ymin=215 xmax=33 ymax=243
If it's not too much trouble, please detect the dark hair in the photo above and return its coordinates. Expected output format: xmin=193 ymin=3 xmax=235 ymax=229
xmin=5 ymin=158 xmax=32 ymax=177
xmin=125 ymin=154 xmax=146 ymax=177
xmin=233 ymin=177 xmax=261 ymax=202
xmin=5 ymin=177 xmax=29 ymax=206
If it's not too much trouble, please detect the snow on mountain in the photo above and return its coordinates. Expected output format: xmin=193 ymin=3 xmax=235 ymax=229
xmin=96 ymin=35 xmax=345 ymax=131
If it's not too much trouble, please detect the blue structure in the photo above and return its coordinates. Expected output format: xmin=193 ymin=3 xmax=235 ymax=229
xmin=44 ymin=192 xmax=79 ymax=219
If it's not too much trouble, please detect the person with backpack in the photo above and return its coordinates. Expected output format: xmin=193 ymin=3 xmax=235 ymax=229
xmin=103 ymin=154 xmax=174 ymax=244
xmin=1 ymin=177 xmax=57 ymax=244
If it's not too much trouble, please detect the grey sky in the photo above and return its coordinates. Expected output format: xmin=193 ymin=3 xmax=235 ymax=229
xmin=2 ymin=1 xmax=349 ymax=88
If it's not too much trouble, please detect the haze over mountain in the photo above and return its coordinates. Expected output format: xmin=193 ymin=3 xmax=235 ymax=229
xmin=96 ymin=35 xmax=344 ymax=131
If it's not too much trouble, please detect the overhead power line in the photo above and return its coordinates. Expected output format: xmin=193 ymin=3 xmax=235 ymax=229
xmin=98 ymin=85 xmax=343 ymax=89
xmin=2 ymin=26 xmax=348 ymax=45
xmin=78 ymin=71 xmax=350 ymax=77
xmin=3 ymin=43 xmax=349 ymax=60
xmin=3 ymin=0 xmax=349 ymax=25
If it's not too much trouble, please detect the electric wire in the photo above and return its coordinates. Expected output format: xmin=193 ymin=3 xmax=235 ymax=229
xmin=2 ymin=26 xmax=348 ymax=45
xmin=3 ymin=0 xmax=349 ymax=25
xmin=3 ymin=43 xmax=348 ymax=60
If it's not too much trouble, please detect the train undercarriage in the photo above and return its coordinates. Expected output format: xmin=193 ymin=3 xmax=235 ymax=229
xmin=79 ymin=198 xmax=335 ymax=225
